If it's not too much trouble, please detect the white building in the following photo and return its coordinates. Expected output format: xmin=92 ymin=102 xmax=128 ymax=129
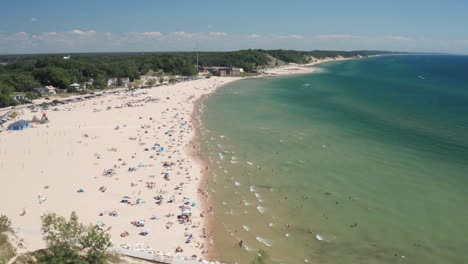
xmin=69 ymin=83 xmax=81 ymax=91
xmin=120 ymin=77 xmax=130 ymax=88
xmin=107 ymin=78 xmax=118 ymax=87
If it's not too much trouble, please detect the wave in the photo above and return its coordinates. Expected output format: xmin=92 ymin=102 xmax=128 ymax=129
xmin=257 ymin=206 xmax=266 ymax=214
xmin=256 ymin=237 xmax=272 ymax=247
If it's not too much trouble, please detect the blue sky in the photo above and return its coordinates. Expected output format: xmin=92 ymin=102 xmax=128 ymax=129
xmin=1 ymin=0 xmax=468 ymax=54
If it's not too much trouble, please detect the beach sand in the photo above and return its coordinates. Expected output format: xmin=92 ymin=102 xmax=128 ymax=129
xmin=0 ymin=64 xmax=321 ymax=261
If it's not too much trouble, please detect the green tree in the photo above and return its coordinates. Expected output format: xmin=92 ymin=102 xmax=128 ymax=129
xmin=34 ymin=67 xmax=73 ymax=89
xmin=0 ymin=94 xmax=17 ymax=108
xmin=38 ymin=212 xmax=111 ymax=264
xmin=26 ymin=91 xmax=39 ymax=100
xmin=93 ymin=75 xmax=107 ymax=89
xmin=159 ymin=76 xmax=165 ymax=84
xmin=4 ymin=73 xmax=41 ymax=92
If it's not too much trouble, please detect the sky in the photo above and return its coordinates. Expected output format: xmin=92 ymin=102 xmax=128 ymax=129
xmin=1 ymin=0 xmax=468 ymax=54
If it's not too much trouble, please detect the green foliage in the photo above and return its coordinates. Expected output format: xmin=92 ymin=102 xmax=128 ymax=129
xmin=2 ymin=73 xmax=41 ymax=92
xmin=26 ymin=91 xmax=39 ymax=100
xmin=0 ymin=94 xmax=17 ymax=108
xmin=0 ymin=234 xmax=16 ymax=264
xmin=0 ymin=215 xmax=11 ymax=233
xmin=0 ymin=215 xmax=15 ymax=264
xmin=37 ymin=212 xmax=111 ymax=264
xmin=261 ymin=49 xmax=308 ymax=64
xmin=33 ymin=67 xmax=73 ymax=89
xmin=250 ymin=249 xmax=269 ymax=264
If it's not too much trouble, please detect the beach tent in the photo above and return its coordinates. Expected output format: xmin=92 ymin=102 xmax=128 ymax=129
xmin=8 ymin=120 xmax=30 ymax=131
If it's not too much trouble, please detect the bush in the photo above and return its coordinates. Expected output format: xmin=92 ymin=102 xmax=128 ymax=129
xmin=38 ymin=212 xmax=112 ymax=264
xmin=0 ymin=215 xmax=11 ymax=233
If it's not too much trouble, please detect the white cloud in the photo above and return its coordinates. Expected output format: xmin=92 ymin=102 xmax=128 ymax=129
xmin=142 ymin=32 xmax=163 ymax=38
xmin=0 ymin=32 xmax=30 ymax=41
xmin=316 ymin=34 xmax=354 ymax=40
xmin=1 ymin=30 xmax=468 ymax=54
xmin=171 ymin=31 xmax=194 ymax=38
xmin=69 ymin=29 xmax=97 ymax=36
xmin=208 ymin=32 xmax=227 ymax=37
xmin=383 ymin=35 xmax=412 ymax=41
xmin=273 ymin=34 xmax=304 ymax=40
xmin=31 ymin=17 xmax=38 ymax=22
xmin=249 ymin=34 xmax=261 ymax=39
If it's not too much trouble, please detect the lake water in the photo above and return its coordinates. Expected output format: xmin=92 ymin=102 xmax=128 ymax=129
xmin=199 ymin=55 xmax=468 ymax=263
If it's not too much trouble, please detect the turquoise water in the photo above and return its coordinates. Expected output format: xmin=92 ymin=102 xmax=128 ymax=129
xmin=199 ymin=55 xmax=468 ymax=263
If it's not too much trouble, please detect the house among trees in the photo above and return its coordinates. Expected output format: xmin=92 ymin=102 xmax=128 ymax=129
xmin=33 ymin=86 xmax=57 ymax=96
xmin=198 ymin=67 xmax=243 ymax=76
xmin=69 ymin=83 xmax=82 ymax=91
xmin=107 ymin=77 xmax=130 ymax=88
xmin=11 ymin=93 xmax=27 ymax=102
xmin=107 ymin=78 xmax=118 ymax=87
xmin=120 ymin=77 xmax=130 ymax=88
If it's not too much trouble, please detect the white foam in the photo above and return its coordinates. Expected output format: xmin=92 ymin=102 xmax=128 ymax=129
xmin=243 ymin=225 xmax=251 ymax=232
xmin=257 ymin=206 xmax=266 ymax=214
xmin=247 ymin=161 xmax=253 ymax=165
xmin=315 ymin=234 xmax=324 ymax=241
xmin=244 ymin=244 xmax=255 ymax=252
xmin=256 ymin=237 xmax=272 ymax=247
xmin=250 ymin=186 xmax=257 ymax=192
xmin=235 ymin=181 xmax=241 ymax=186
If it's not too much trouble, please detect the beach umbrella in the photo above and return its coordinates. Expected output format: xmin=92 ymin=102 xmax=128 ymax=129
xmin=123 ymin=195 xmax=131 ymax=199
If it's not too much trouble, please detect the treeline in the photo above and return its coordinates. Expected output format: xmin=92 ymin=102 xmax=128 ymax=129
xmin=259 ymin=49 xmax=398 ymax=63
xmin=0 ymin=49 xmax=396 ymax=107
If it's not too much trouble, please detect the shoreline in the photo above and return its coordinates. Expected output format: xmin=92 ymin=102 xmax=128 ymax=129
xmin=186 ymin=54 xmax=377 ymax=261
xmin=0 ymin=56 xmax=367 ymax=262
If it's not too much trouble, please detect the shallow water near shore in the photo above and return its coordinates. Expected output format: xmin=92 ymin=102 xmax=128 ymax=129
xmin=199 ymin=55 xmax=468 ymax=263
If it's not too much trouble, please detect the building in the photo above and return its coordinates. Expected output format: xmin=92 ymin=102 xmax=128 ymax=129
xmin=8 ymin=120 xmax=30 ymax=131
xmin=11 ymin=93 xmax=27 ymax=102
xmin=69 ymin=83 xmax=82 ymax=91
xmin=120 ymin=77 xmax=130 ymax=88
xmin=198 ymin=67 xmax=243 ymax=76
xmin=45 ymin=85 xmax=57 ymax=95
xmin=198 ymin=67 xmax=210 ymax=73
xmin=33 ymin=86 xmax=59 ymax=96
xmin=33 ymin=87 xmax=49 ymax=96
xmin=85 ymin=78 xmax=94 ymax=88
xmin=107 ymin=78 xmax=118 ymax=87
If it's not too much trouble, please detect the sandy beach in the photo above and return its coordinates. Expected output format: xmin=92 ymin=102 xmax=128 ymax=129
xmin=0 ymin=63 xmax=322 ymax=262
